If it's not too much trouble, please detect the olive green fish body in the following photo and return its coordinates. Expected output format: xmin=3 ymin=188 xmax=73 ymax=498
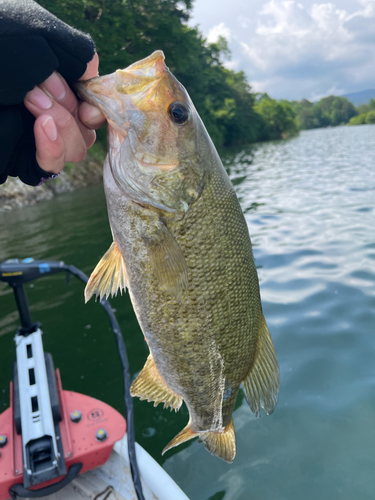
xmin=107 ymin=143 xmax=261 ymax=432
xmin=78 ymin=51 xmax=279 ymax=462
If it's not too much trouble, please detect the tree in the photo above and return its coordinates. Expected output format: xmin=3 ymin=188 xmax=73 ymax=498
xmin=315 ymin=96 xmax=357 ymax=126
xmin=38 ymin=0 xmax=295 ymax=147
xmin=365 ymin=110 xmax=375 ymax=124
xmin=288 ymin=95 xmax=359 ymax=130
xmin=348 ymin=114 xmax=367 ymax=126
xmin=255 ymin=96 xmax=298 ymax=140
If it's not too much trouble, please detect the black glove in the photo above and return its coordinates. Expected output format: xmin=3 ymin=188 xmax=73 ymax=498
xmin=0 ymin=0 xmax=96 ymax=186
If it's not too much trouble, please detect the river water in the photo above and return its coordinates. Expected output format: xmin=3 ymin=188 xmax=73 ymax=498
xmin=0 ymin=125 xmax=374 ymax=500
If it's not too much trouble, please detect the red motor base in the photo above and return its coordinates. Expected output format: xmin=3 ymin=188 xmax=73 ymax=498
xmin=0 ymin=370 xmax=126 ymax=500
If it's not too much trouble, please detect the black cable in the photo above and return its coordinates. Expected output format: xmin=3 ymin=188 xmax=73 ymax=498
xmin=65 ymin=265 xmax=145 ymax=500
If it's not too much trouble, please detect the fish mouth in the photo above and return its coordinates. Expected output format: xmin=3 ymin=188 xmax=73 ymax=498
xmin=136 ymin=158 xmax=179 ymax=172
xmin=134 ymin=150 xmax=179 ymax=172
xmin=123 ymin=50 xmax=166 ymax=77
xmin=129 ymin=131 xmax=179 ymax=172
xmin=114 ymin=51 xmax=167 ymax=97
xmin=75 ymin=51 xmax=167 ymax=109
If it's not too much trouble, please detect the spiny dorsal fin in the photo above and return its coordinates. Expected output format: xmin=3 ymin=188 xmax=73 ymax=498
xmin=199 ymin=419 xmax=236 ymax=463
xmin=242 ymin=314 xmax=279 ymax=417
xmin=130 ymin=354 xmax=183 ymax=411
xmin=85 ymin=242 xmax=128 ymax=303
xmin=162 ymin=420 xmax=236 ymax=463
xmin=143 ymin=221 xmax=188 ymax=300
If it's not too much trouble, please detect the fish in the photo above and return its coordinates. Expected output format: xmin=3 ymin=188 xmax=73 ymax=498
xmin=76 ymin=50 xmax=279 ymax=463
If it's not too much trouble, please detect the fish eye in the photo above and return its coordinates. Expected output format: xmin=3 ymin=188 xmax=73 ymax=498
xmin=167 ymin=101 xmax=190 ymax=125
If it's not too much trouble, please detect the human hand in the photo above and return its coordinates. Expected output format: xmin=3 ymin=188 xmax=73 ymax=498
xmin=24 ymin=53 xmax=106 ymax=175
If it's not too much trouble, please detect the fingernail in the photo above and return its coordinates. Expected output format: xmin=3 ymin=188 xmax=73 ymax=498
xmin=27 ymin=87 xmax=52 ymax=109
xmin=42 ymin=116 xmax=58 ymax=141
xmin=86 ymin=106 xmax=105 ymax=126
xmin=43 ymin=72 xmax=67 ymax=100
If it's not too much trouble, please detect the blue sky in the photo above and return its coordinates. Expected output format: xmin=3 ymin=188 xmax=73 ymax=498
xmin=189 ymin=0 xmax=375 ymax=100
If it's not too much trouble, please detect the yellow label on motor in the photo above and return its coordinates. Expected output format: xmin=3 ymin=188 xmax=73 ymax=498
xmin=1 ymin=272 xmax=23 ymax=276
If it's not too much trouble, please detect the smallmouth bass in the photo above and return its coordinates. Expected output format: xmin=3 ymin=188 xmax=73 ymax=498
xmin=77 ymin=51 xmax=279 ymax=463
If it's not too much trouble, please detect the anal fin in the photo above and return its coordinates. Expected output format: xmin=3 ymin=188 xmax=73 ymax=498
xmin=130 ymin=354 xmax=183 ymax=411
xmin=162 ymin=419 xmax=236 ymax=463
xmin=85 ymin=241 xmax=128 ymax=302
xmin=162 ymin=424 xmax=197 ymax=455
xmin=242 ymin=314 xmax=279 ymax=417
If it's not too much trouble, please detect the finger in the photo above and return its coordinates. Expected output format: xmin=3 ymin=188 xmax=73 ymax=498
xmin=25 ymin=86 xmax=95 ymax=152
xmin=39 ymin=72 xmax=78 ymax=116
xmin=34 ymin=115 xmax=65 ymax=174
xmin=80 ymin=52 xmax=99 ymax=80
xmin=73 ymin=110 xmax=97 ymax=149
xmin=39 ymin=73 xmax=102 ymax=147
xmin=25 ymin=88 xmax=87 ymax=163
xmin=78 ymin=101 xmax=106 ymax=129
xmin=76 ymin=121 xmax=97 ymax=149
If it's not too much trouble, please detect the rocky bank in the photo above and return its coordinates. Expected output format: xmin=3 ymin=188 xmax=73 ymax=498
xmin=0 ymin=153 xmax=103 ymax=212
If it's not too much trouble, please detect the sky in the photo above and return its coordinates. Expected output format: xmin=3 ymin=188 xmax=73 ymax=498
xmin=188 ymin=0 xmax=375 ymax=101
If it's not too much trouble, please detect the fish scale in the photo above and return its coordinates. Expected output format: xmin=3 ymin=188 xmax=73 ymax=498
xmin=77 ymin=50 xmax=279 ymax=463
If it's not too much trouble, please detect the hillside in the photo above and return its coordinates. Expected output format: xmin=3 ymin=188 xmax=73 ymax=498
xmin=342 ymin=89 xmax=375 ymax=106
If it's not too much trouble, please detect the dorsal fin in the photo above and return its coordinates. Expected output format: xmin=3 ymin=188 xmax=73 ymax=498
xmin=242 ymin=314 xmax=279 ymax=417
xmin=85 ymin=241 xmax=128 ymax=302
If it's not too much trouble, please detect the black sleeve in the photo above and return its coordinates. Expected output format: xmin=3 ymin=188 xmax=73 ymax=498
xmin=0 ymin=0 xmax=96 ymax=186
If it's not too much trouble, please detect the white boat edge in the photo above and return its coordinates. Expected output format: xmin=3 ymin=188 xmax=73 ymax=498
xmin=109 ymin=435 xmax=190 ymax=500
xmin=15 ymin=435 xmax=190 ymax=500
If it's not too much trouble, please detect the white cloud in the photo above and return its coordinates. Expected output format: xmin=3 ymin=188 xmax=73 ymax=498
xmin=190 ymin=0 xmax=375 ymax=100
xmin=207 ymin=22 xmax=232 ymax=43
xmin=309 ymin=84 xmax=346 ymax=102
xmin=239 ymin=0 xmax=375 ymax=98
xmin=223 ymin=59 xmax=240 ymax=71
xmin=243 ymin=1 xmax=354 ymax=70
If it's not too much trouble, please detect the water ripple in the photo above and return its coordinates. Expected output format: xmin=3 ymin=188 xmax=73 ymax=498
xmin=1 ymin=126 xmax=375 ymax=500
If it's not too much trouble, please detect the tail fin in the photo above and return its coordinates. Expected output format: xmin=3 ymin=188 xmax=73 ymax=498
xmin=199 ymin=419 xmax=236 ymax=463
xmin=162 ymin=420 xmax=236 ymax=463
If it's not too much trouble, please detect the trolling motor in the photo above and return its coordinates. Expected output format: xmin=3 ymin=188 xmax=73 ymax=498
xmin=0 ymin=258 xmax=143 ymax=500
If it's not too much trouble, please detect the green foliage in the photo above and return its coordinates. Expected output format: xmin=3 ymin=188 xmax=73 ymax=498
xmin=38 ymin=0 xmax=294 ymax=147
xmin=316 ymin=96 xmax=357 ymax=126
xmin=87 ymin=140 xmax=107 ymax=163
xmin=289 ymin=99 xmax=326 ymax=130
xmin=365 ymin=110 xmax=375 ymax=124
xmin=348 ymin=113 xmax=367 ymax=126
xmin=348 ymin=101 xmax=375 ymax=126
xmin=289 ymin=95 xmax=359 ymax=130
xmin=356 ymin=99 xmax=375 ymax=115
xmin=255 ymin=95 xmax=298 ymax=140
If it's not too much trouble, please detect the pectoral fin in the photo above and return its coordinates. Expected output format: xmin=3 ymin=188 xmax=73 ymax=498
xmin=85 ymin=242 xmax=128 ymax=302
xmin=242 ymin=314 xmax=279 ymax=417
xmin=162 ymin=419 xmax=236 ymax=463
xmin=143 ymin=221 xmax=188 ymax=300
xmin=130 ymin=354 xmax=183 ymax=411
